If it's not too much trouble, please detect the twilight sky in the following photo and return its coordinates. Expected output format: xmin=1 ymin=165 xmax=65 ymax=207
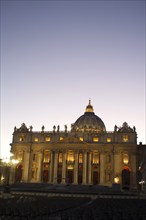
xmin=1 ymin=0 xmax=145 ymax=158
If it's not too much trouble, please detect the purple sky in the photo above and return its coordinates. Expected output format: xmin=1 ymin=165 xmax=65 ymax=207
xmin=1 ymin=0 xmax=145 ymax=158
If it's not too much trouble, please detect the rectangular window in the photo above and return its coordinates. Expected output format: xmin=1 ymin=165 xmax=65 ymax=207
xmin=67 ymin=151 xmax=74 ymax=162
xmin=123 ymin=153 xmax=129 ymax=164
xmin=122 ymin=135 xmax=129 ymax=142
xmin=43 ymin=150 xmax=50 ymax=163
xmin=79 ymin=153 xmax=83 ymax=163
xmin=93 ymin=137 xmax=99 ymax=142
xmin=107 ymin=138 xmax=111 ymax=142
xmin=45 ymin=137 xmax=50 ymax=142
xmin=93 ymin=152 xmax=99 ymax=164
xmin=58 ymin=153 xmax=63 ymax=163
xmin=19 ymin=136 xmax=24 ymax=142
xmin=34 ymin=137 xmax=39 ymax=142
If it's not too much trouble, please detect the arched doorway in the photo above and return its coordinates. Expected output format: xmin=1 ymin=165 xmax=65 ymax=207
xmin=67 ymin=170 xmax=74 ymax=184
xmin=93 ymin=171 xmax=99 ymax=185
xmin=78 ymin=172 xmax=82 ymax=184
xmin=43 ymin=170 xmax=49 ymax=183
xmin=15 ymin=164 xmax=23 ymax=182
xmin=122 ymin=167 xmax=130 ymax=190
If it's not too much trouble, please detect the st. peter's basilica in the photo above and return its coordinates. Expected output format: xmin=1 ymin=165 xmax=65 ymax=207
xmin=9 ymin=101 xmax=146 ymax=190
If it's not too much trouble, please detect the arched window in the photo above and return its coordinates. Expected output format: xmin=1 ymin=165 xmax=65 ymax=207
xmin=43 ymin=150 xmax=50 ymax=163
xmin=123 ymin=153 xmax=129 ymax=164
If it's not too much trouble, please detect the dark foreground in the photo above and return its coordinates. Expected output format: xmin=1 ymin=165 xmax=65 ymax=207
xmin=0 ymin=183 xmax=146 ymax=220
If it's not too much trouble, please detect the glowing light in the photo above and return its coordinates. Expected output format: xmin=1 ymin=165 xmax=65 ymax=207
xmin=123 ymin=153 xmax=129 ymax=164
xmin=93 ymin=137 xmax=99 ymax=142
xmin=79 ymin=137 xmax=83 ymax=142
xmin=45 ymin=137 xmax=50 ymax=142
xmin=114 ymin=176 xmax=120 ymax=183
xmin=107 ymin=138 xmax=111 ymax=142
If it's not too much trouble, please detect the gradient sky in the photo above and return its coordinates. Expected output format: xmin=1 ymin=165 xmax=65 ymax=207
xmin=1 ymin=0 xmax=145 ymax=158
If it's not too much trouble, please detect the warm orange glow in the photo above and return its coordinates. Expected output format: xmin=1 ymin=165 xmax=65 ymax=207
xmin=123 ymin=153 xmax=129 ymax=164
xmin=34 ymin=137 xmax=39 ymax=142
xmin=79 ymin=153 xmax=83 ymax=163
xmin=93 ymin=137 xmax=99 ymax=142
xmin=45 ymin=137 xmax=50 ymax=142
xmin=93 ymin=152 xmax=99 ymax=164
xmin=67 ymin=164 xmax=73 ymax=170
xmin=19 ymin=136 xmax=24 ymax=142
xmin=67 ymin=151 xmax=74 ymax=162
xmin=79 ymin=137 xmax=83 ymax=142
xmin=123 ymin=166 xmax=130 ymax=171
xmin=58 ymin=153 xmax=63 ymax=163
xmin=59 ymin=137 xmax=63 ymax=141
xmin=43 ymin=150 xmax=50 ymax=163
xmin=114 ymin=176 xmax=120 ymax=183
xmin=107 ymin=138 xmax=111 ymax=142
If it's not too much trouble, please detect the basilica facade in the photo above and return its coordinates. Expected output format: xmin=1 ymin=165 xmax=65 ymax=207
xmin=10 ymin=101 xmax=144 ymax=190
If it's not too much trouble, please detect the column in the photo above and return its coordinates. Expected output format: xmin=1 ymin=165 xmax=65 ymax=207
xmin=37 ymin=151 xmax=43 ymax=182
xmin=82 ymin=151 xmax=87 ymax=184
xmin=23 ymin=151 xmax=30 ymax=182
xmin=88 ymin=152 xmax=92 ymax=184
xmin=74 ymin=151 xmax=78 ymax=184
xmin=9 ymin=166 xmax=15 ymax=184
xmin=61 ymin=152 xmax=67 ymax=184
xmin=49 ymin=151 xmax=54 ymax=183
xmin=53 ymin=151 xmax=58 ymax=184
xmin=100 ymin=152 xmax=105 ymax=184
xmin=131 ymin=153 xmax=137 ymax=189
xmin=114 ymin=151 xmax=122 ymax=178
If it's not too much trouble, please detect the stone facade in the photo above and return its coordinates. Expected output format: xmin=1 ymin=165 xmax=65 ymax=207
xmin=9 ymin=101 xmax=145 ymax=190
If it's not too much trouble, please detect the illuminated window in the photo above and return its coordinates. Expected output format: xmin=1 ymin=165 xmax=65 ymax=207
xmin=34 ymin=137 xmax=39 ymax=142
xmin=79 ymin=153 xmax=83 ymax=163
xmin=93 ymin=137 xmax=99 ymax=142
xmin=79 ymin=137 xmax=83 ymax=142
xmin=45 ymin=136 xmax=50 ymax=142
xmin=123 ymin=153 xmax=129 ymax=164
xmin=67 ymin=151 xmax=74 ymax=162
xmin=43 ymin=150 xmax=50 ymax=163
xmin=93 ymin=152 xmax=99 ymax=164
xmin=59 ymin=137 xmax=63 ymax=141
xmin=58 ymin=153 xmax=63 ymax=163
xmin=107 ymin=138 xmax=111 ymax=142
xmin=19 ymin=136 xmax=24 ymax=142
xmin=122 ymin=135 xmax=129 ymax=142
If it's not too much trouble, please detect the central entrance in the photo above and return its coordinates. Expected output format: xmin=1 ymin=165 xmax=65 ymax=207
xmin=67 ymin=170 xmax=74 ymax=184
xmin=93 ymin=171 xmax=99 ymax=184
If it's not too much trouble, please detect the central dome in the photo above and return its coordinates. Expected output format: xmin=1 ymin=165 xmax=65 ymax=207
xmin=72 ymin=100 xmax=106 ymax=133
